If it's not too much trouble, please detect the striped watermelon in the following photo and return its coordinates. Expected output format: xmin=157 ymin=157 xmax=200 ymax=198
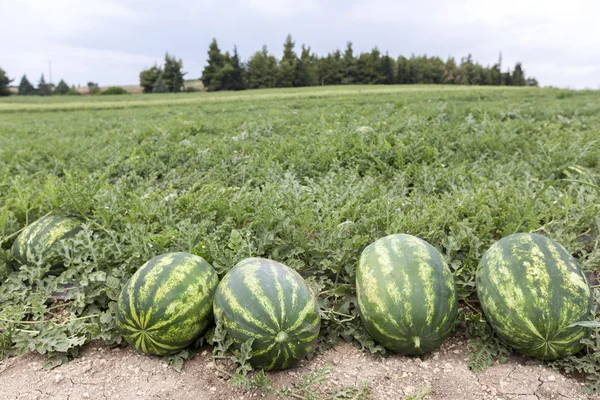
xmin=356 ymin=234 xmax=458 ymax=355
xmin=560 ymin=165 xmax=597 ymax=185
xmin=213 ymin=258 xmax=320 ymax=370
xmin=12 ymin=215 xmax=84 ymax=275
xmin=116 ymin=252 xmax=219 ymax=356
xmin=476 ymin=233 xmax=593 ymax=360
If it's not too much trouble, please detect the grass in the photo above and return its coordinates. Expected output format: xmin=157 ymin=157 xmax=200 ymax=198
xmin=0 ymin=85 xmax=599 ymax=389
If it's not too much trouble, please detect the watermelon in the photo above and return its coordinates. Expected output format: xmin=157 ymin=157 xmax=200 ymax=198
xmin=116 ymin=252 xmax=219 ymax=356
xmin=213 ymin=258 xmax=320 ymax=370
xmin=356 ymin=234 xmax=458 ymax=355
xmin=560 ymin=165 xmax=598 ymax=185
xmin=476 ymin=233 xmax=593 ymax=360
xmin=12 ymin=215 xmax=84 ymax=275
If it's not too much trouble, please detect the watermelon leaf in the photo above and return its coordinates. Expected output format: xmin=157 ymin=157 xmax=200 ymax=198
xmin=567 ymin=321 xmax=600 ymax=329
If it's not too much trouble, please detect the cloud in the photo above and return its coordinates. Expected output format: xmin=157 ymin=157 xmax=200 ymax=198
xmin=0 ymin=0 xmax=598 ymax=88
xmin=241 ymin=0 xmax=321 ymax=17
xmin=2 ymin=45 xmax=159 ymax=86
xmin=4 ymin=0 xmax=144 ymax=39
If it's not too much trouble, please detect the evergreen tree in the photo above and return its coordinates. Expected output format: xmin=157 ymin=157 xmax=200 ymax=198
xmin=277 ymin=34 xmax=297 ymax=87
xmin=246 ymin=46 xmax=278 ymax=89
xmin=140 ymin=64 xmax=162 ymax=93
xmin=342 ymin=42 xmax=357 ymax=84
xmin=396 ymin=56 xmax=410 ymax=84
xmin=55 ymin=79 xmax=70 ymax=95
xmin=18 ymin=75 xmax=36 ymax=95
xmin=356 ymin=48 xmax=383 ymax=84
xmin=38 ymin=74 xmax=52 ymax=96
xmin=201 ymin=39 xmax=225 ymax=90
xmin=512 ymin=62 xmax=526 ymax=86
xmin=152 ymin=74 xmax=169 ymax=93
xmin=380 ymin=52 xmax=395 ymax=84
xmin=163 ymin=53 xmax=186 ymax=92
xmin=226 ymin=46 xmax=245 ymax=90
xmin=294 ymin=45 xmax=318 ymax=87
xmin=0 ymin=68 xmax=12 ymax=96
xmin=318 ymin=50 xmax=343 ymax=85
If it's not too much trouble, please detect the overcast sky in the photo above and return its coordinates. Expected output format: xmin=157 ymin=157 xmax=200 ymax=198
xmin=2 ymin=0 xmax=599 ymax=89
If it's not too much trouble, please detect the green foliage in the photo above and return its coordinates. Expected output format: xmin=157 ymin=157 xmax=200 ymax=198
xmin=163 ymin=53 xmax=186 ymax=93
xmin=0 ymin=86 xmax=599 ymax=390
xmin=277 ymin=34 xmax=297 ymax=88
xmin=246 ymin=46 xmax=278 ymax=89
xmin=152 ymin=75 xmax=169 ymax=93
xmin=461 ymin=312 xmax=511 ymax=372
xmin=139 ymin=64 xmax=162 ymax=93
xmin=550 ymin=288 xmax=600 ymax=394
xmin=201 ymin=39 xmax=225 ymax=91
xmin=18 ymin=75 xmax=36 ymax=96
xmin=37 ymin=74 xmax=52 ymax=96
xmin=87 ymin=82 xmax=100 ymax=95
xmin=0 ymin=67 xmax=12 ymax=97
xmin=54 ymin=80 xmax=70 ymax=95
xmin=100 ymin=86 xmax=128 ymax=95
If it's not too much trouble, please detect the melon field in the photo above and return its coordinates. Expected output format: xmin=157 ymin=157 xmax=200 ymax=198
xmin=1 ymin=85 xmax=600 ymax=399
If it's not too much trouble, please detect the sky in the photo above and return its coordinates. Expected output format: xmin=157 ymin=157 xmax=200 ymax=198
xmin=1 ymin=0 xmax=599 ymax=89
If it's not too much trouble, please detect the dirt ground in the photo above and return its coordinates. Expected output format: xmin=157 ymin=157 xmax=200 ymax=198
xmin=0 ymin=336 xmax=597 ymax=400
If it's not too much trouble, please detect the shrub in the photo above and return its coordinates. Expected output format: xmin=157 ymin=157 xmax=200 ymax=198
xmin=184 ymin=86 xmax=200 ymax=93
xmin=100 ymin=86 xmax=129 ymax=95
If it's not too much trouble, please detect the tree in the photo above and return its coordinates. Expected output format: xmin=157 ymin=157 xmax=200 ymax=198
xmin=18 ymin=75 xmax=36 ymax=95
xmin=512 ymin=62 xmax=526 ymax=86
xmin=222 ymin=46 xmax=245 ymax=91
xmin=356 ymin=48 xmax=383 ymax=84
xmin=55 ymin=79 xmax=70 ymax=95
xmin=396 ymin=56 xmax=410 ymax=84
xmin=342 ymin=42 xmax=357 ymax=84
xmin=87 ymin=81 xmax=100 ymax=95
xmin=201 ymin=39 xmax=225 ymax=90
xmin=152 ymin=74 xmax=169 ymax=93
xmin=0 ymin=68 xmax=13 ymax=96
xmin=38 ymin=74 xmax=52 ymax=96
xmin=380 ymin=52 xmax=395 ymax=84
xmin=294 ymin=45 xmax=318 ymax=87
xmin=246 ymin=46 xmax=278 ymax=89
xmin=318 ymin=51 xmax=343 ymax=85
xmin=163 ymin=53 xmax=186 ymax=92
xmin=277 ymin=34 xmax=297 ymax=87
xmin=140 ymin=64 xmax=162 ymax=93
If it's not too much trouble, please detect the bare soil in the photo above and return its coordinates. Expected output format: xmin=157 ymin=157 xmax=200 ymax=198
xmin=0 ymin=336 xmax=596 ymax=400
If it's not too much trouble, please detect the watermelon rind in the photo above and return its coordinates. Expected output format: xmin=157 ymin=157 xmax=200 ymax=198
xmin=356 ymin=233 xmax=458 ymax=355
xmin=12 ymin=215 xmax=84 ymax=275
xmin=116 ymin=252 xmax=219 ymax=356
xmin=213 ymin=257 xmax=321 ymax=370
xmin=476 ymin=233 xmax=593 ymax=360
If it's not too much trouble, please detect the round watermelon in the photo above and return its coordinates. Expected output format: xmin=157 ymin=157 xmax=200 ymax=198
xmin=477 ymin=233 xmax=593 ymax=360
xmin=213 ymin=258 xmax=320 ymax=370
xmin=356 ymin=234 xmax=458 ymax=355
xmin=116 ymin=252 xmax=219 ymax=356
xmin=12 ymin=215 xmax=84 ymax=275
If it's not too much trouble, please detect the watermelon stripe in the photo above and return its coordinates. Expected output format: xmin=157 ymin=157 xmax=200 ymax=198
xmin=12 ymin=215 xmax=83 ymax=275
xmin=217 ymin=283 xmax=278 ymax=335
xmin=477 ymin=233 xmax=592 ymax=360
xmin=117 ymin=252 xmax=218 ymax=356
xmin=357 ymin=234 xmax=458 ymax=355
xmin=214 ymin=258 xmax=320 ymax=370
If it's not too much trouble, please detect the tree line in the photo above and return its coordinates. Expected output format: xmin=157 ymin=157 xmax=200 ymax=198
xmin=0 ymin=66 xmax=121 ymax=97
xmin=199 ymin=35 xmax=537 ymax=92
xmin=0 ymin=35 xmax=538 ymax=97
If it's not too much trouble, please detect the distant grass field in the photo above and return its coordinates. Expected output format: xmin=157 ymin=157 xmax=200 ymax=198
xmin=1 ymin=85 xmax=600 ymax=388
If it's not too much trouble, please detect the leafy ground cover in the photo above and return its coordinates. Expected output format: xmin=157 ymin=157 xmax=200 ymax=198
xmin=0 ymin=85 xmax=599 ymax=392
